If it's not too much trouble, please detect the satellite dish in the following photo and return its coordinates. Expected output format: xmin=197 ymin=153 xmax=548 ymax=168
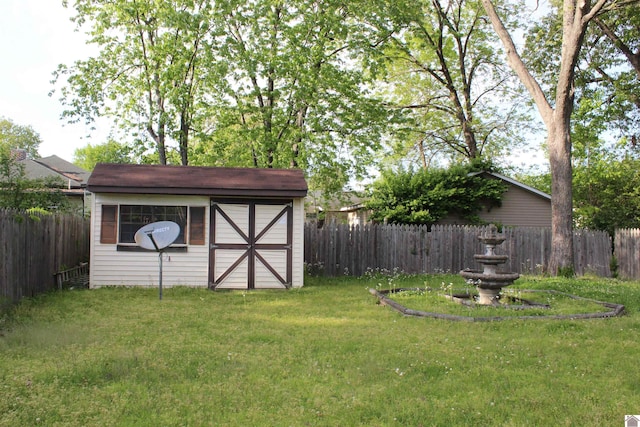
xmin=134 ymin=221 xmax=181 ymax=301
xmin=134 ymin=221 xmax=180 ymax=251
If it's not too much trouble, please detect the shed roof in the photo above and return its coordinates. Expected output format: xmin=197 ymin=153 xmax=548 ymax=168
xmin=87 ymin=163 xmax=308 ymax=198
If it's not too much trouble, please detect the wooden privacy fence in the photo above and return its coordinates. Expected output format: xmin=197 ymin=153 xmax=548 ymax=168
xmin=615 ymin=229 xmax=640 ymax=279
xmin=0 ymin=210 xmax=90 ymax=307
xmin=304 ymin=223 xmax=613 ymax=277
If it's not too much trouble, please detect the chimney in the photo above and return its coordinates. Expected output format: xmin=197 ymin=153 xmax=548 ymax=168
xmin=11 ymin=149 xmax=27 ymax=161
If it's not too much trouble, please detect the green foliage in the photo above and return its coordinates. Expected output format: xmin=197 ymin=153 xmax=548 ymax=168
xmin=0 ymin=147 xmax=70 ymax=213
xmin=26 ymin=207 xmax=52 ymax=221
xmin=365 ymin=161 xmax=507 ymax=224
xmin=524 ymin=3 xmax=640 ymax=144
xmin=0 ymin=117 xmax=42 ymax=158
xmin=54 ymin=0 xmax=218 ymax=165
xmin=515 ymin=170 xmax=551 ymax=195
xmin=55 ymin=0 xmax=396 ymax=197
xmin=359 ymin=0 xmax=530 ymax=167
xmin=193 ymin=0 xmax=396 ymax=194
xmin=517 ymin=143 xmax=640 ymax=234
xmin=573 ymin=154 xmax=640 ymax=234
xmin=73 ymin=140 xmax=133 ymax=171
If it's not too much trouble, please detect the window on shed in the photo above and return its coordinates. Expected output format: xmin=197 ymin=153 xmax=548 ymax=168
xmin=119 ymin=205 xmax=187 ymax=244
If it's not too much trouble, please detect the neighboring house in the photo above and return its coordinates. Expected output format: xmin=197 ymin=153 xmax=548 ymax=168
xmin=87 ymin=163 xmax=308 ymax=289
xmin=312 ymin=171 xmax=552 ymax=228
xmin=436 ymin=171 xmax=552 ymax=228
xmin=18 ymin=154 xmax=92 ymax=215
xmin=305 ymin=191 xmax=370 ymax=226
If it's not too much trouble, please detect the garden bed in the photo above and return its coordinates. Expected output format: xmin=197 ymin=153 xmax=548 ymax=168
xmin=369 ymin=287 xmax=625 ymax=321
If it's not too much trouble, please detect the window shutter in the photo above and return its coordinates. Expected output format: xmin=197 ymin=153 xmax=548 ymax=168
xmin=100 ymin=205 xmax=118 ymax=244
xmin=189 ymin=206 xmax=205 ymax=245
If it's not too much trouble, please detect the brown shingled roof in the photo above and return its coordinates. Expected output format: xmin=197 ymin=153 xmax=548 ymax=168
xmin=87 ymin=164 xmax=308 ymax=197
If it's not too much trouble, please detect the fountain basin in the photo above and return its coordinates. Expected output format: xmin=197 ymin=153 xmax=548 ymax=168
xmin=460 ymin=270 xmax=520 ymax=287
xmin=473 ymin=254 xmax=508 ymax=264
xmin=459 ymin=224 xmax=520 ymax=305
xmin=460 ymin=269 xmax=520 ymax=306
xmin=477 ymin=236 xmax=506 ymax=246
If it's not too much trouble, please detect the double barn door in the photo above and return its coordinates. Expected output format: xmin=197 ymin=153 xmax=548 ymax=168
xmin=209 ymin=199 xmax=293 ymax=289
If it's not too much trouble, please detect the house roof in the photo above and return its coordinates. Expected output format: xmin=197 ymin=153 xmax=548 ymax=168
xmin=306 ymin=190 xmax=365 ymax=213
xmin=20 ymin=155 xmax=91 ymax=189
xmin=87 ymin=163 xmax=308 ymax=198
xmin=471 ymin=171 xmax=551 ymax=200
xmin=36 ymin=155 xmax=92 ymax=185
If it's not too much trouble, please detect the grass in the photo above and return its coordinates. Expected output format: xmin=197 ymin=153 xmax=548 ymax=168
xmin=1 ymin=274 xmax=640 ymax=426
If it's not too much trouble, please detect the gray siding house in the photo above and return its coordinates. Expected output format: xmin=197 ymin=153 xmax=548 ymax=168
xmin=437 ymin=171 xmax=552 ymax=228
xmin=18 ymin=154 xmax=91 ymax=215
xmin=312 ymin=171 xmax=552 ymax=228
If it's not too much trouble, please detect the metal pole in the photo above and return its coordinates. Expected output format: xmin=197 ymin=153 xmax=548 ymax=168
xmin=158 ymin=252 xmax=163 ymax=300
xmin=147 ymin=232 xmax=163 ymax=300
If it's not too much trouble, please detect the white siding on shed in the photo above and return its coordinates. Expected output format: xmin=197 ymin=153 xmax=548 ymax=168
xmin=90 ymin=194 xmax=210 ymax=288
xmin=90 ymin=194 xmax=305 ymax=289
xmin=291 ymin=198 xmax=304 ymax=288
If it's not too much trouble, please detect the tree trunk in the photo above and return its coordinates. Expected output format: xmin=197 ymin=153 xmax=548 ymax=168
xmin=179 ymin=112 xmax=189 ymax=166
xmin=479 ymin=0 xmax=611 ymax=275
xmin=547 ymin=120 xmax=574 ymax=275
xmin=147 ymin=124 xmax=167 ymax=165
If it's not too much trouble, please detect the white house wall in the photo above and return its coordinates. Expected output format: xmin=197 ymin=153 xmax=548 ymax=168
xmin=90 ymin=193 xmax=210 ymax=288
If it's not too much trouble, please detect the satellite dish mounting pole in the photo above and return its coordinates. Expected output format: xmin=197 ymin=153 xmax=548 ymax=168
xmin=146 ymin=232 xmax=163 ymax=300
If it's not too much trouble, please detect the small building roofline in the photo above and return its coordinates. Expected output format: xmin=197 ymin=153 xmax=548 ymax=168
xmin=87 ymin=163 xmax=308 ymax=198
xmin=469 ymin=171 xmax=551 ymax=200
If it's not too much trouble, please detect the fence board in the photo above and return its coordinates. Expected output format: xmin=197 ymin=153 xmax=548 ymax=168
xmin=305 ymin=223 xmax=614 ymax=278
xmin=0 ymin=210 xmax=90 ymax=308
xmin=615 ymin=229 xmax=640 ymax=279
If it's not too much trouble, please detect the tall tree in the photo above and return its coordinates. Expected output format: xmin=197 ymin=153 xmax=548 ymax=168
xmin=360 ymin=0 xmax=529 ymax=168
xmin=0 ymin=117 xmax=42 ymax=158
xmin=480 ymin=0 xmax=617 ymax=275
xmin=54 ymin=0 xmax=216 ymax=165
xmin=55 ymin=0 xmax=394 ymax=196
xmin=194 ymin=0 xmax=393 ymax=194
xmin=525 ymin=2 xmax=640 ymax=147
xmin=73 ymin=140 xmax=134 ymax=171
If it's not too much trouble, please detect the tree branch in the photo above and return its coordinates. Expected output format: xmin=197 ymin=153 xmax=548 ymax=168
xmin=480 ymin=0 xmax=553 ymax=124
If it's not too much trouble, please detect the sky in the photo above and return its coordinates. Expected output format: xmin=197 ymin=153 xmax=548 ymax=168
xmin=0 ymin=1 xmax=108 ymax=163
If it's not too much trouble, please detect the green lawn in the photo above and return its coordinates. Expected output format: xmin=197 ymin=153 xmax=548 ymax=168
xmin=1 ymin=274 xmax=640 ymax=426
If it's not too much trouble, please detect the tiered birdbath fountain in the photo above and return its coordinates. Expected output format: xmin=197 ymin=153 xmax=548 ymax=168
xmin=460 ymin=224 xmax=520 ymax=305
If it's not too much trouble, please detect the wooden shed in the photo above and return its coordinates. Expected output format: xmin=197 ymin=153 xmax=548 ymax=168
xmin=87 ymin=164 xmax=308 ymax=289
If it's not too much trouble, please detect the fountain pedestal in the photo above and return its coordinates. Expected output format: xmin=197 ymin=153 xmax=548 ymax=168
xmin=460 ymin=225 xmax=520 ymax=305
